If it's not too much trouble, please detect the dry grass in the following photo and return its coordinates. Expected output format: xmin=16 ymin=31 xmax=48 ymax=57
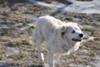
xmin=0 ymin=1 xmax=100 ymax=67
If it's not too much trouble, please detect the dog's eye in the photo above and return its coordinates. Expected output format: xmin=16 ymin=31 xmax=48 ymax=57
xmin=72 ymin=30 xmax=75 ymax=33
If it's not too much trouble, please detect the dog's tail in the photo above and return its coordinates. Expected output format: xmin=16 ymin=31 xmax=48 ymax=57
xmin=26 ymin=14 xmax=38 ymax=23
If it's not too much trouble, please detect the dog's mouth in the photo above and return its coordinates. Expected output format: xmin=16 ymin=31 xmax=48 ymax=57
xmin=72 ymin=38 xmax=82 ymax=41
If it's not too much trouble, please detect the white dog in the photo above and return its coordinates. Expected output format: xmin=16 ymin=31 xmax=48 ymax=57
xmin=32 ymin=15 xmax=84 ymax=67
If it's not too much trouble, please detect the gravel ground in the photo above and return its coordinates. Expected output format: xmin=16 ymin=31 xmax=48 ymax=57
xmin=0 ymin=0 xmax=100 ymax=67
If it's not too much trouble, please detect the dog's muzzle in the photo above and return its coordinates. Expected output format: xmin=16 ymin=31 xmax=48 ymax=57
xmin=72 ymin=33 xmax=83 ymax=42
xmin=79 ymin=33 xmax=83 ymax=38
xmin=72 ymin=38 xmax=82 ymax=42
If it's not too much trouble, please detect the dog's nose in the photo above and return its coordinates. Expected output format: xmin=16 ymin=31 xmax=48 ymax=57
xmin=79 ymin=33 xmax=83 ymax=37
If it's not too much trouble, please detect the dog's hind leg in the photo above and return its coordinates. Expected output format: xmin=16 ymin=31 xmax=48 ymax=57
xmin=32 ymin=28 xmax=44 ymax=62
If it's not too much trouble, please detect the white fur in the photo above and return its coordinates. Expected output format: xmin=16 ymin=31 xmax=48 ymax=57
xmin=32 ymin=15 xmax=83 ymax=67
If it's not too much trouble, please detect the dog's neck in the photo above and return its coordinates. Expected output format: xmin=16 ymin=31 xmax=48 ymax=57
xmin=62 ymin=36 xmax=77 ymax=49
xmin=60 ymin=32 xmax=75 ymax=47
xmin=62 ymin=37 xmax=81 ymax=55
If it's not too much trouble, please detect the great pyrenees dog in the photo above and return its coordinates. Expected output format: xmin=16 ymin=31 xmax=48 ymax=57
xmin=32 ymin=15 xmax=84 ymax=67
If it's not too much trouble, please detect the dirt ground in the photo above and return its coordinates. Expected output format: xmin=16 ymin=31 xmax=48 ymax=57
xmin=0 ymin=0 xmax=100 ymax=67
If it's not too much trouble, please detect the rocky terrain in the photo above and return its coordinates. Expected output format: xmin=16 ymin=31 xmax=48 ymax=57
xmin=0 ymin=0 xmax=100 ymax=67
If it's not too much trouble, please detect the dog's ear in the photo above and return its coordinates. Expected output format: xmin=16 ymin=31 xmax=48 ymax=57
xmin=61 ymin=26 xmax=68 ymax=37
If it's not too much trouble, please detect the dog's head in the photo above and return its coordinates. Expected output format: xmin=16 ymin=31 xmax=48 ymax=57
xmin=61 ymin=22 xmax=83 ymax=43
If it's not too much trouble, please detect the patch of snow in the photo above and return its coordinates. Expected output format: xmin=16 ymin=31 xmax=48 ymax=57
xmin=81 ymin=9 xmax=100 ymax=14
xmin=30 ymin=0 xmax=100 ymax=14
xmin=62 ymin=0 xmax=100 ymax=14
xmin=34 ymin=1 xmax=55 ymax=8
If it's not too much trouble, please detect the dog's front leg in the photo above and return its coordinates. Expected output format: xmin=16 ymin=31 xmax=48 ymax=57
xmin=46 ymin=50 xmax=55 ymax=67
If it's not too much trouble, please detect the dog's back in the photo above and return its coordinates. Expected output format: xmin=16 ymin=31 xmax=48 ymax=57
xmin=37 ymin=15 xmax=63 ymax=30
xmin=33 ymin=15 xmax=64 ymax=41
